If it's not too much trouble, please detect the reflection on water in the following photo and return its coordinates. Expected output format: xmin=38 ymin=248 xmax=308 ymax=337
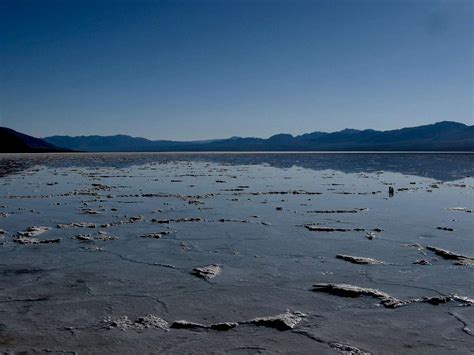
xmin=0 ymin=152 xmax=472 ymax=181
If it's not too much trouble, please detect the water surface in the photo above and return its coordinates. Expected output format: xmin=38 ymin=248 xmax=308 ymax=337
xmin=0 ymin=153 xmax=473 ymax=354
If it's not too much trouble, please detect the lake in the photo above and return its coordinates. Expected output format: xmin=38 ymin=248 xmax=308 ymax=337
xmin=0 ymin=153 xmax=473 ymax=354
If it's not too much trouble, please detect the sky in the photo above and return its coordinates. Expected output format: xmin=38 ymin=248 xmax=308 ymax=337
xmin=0 ymin=0 xmax=472 ymax=140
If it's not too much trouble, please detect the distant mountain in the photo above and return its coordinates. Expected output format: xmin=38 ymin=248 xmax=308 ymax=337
xmin=43 ymin=134 xmax=221 ymax=152
xmin=0 ymin=127 xmax=67 ymax=153
xmin=43 ymin=121 xmax=474 ymax=152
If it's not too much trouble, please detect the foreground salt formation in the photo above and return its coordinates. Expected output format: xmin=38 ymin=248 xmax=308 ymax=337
xmin=312 ymin=283 xmax=474 ymax=308
xmin=336 ymin=255 xmax=385 ymax=265
xmin=108 ymin=311 xmax=307 ymax=332
xmin=426 ymin=246 xmax=474 ymax=266
xmin=191 ymin=264 xmax=221 ymax=280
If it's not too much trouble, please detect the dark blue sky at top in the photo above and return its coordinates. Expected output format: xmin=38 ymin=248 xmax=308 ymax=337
xmin=0 ymin=0 xmax=472 ymax=140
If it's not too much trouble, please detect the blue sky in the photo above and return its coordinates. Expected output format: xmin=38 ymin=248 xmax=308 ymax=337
xmin=0 ymin=0 xmax=472 ymax=140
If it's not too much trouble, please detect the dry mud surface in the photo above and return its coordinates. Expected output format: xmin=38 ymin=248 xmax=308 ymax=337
xmin=0 ymin=152 xmax=473 ymax=354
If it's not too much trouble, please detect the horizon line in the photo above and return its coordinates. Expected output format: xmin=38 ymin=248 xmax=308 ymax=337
xmin=25 ymin=120 xmax=474 ymax=141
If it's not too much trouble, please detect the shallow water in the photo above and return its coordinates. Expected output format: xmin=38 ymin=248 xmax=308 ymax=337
xmin=0 ymin=153 xmax=473 ymax=354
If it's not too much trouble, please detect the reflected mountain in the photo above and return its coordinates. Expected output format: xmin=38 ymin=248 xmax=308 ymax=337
xmin=0 ymin=152 xmax=472 ymax=181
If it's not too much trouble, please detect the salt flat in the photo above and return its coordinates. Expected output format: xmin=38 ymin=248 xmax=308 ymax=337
xmin=0 ymin=153 xmax=473 ymax=354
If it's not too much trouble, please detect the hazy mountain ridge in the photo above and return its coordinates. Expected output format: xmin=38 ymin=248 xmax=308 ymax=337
xmin=44 ymin=122 xmax=470 ymax=152
xmin=42 ymin=135 xmax=222 ymax=152
xmin=1 ymin=121 xmax=473 ymax=153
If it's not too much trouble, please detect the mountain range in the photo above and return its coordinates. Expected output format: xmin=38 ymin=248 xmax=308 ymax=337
xmin=1 ymin=121 xmax=473 ymax=153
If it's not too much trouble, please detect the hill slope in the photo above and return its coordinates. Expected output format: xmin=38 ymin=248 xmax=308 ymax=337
xmin=0 ymin=127 xmax=67 ymax=153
